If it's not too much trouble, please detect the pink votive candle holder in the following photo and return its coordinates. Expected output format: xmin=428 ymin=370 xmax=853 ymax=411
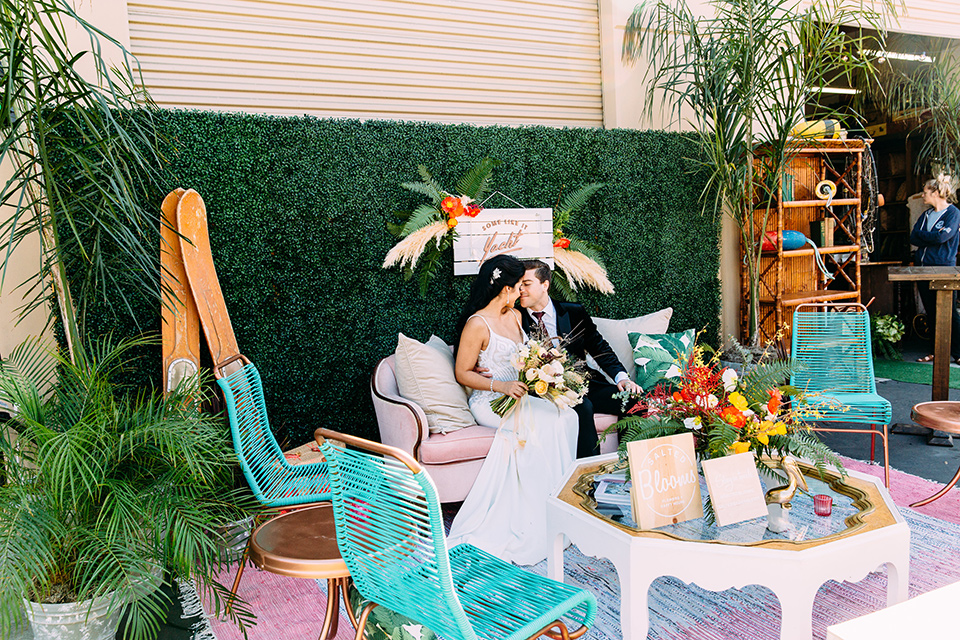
xmin=813 ymin=494 xmax=833 ymax=517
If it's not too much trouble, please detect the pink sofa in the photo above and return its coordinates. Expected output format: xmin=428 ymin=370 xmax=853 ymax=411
xmin=371 ymin=354 xmax=620 ymax=503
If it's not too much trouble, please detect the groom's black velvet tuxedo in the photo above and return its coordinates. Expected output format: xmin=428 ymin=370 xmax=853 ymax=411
xmin=521 ymin=299 xmax=628 ymax=458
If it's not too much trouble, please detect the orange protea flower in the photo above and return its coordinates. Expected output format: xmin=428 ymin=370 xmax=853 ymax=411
xmin=553 ymin=238 xmax=571 ymax=249
xmin=767 ymin=388 xmax=782 ymax=415
xmin=447 ymin=217 xmax=458 ymax=228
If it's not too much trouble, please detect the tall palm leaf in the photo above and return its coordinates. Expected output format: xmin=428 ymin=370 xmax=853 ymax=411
xmin=0 ymin=0 xmax=167 ymax=360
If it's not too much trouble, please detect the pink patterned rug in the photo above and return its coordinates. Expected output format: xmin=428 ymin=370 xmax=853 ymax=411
xmin=198 ymin=460 xmax=960 ymax=640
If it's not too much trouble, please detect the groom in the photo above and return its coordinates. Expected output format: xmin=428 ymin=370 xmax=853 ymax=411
xmin=519 ymin=260 xmax=641 ymax=458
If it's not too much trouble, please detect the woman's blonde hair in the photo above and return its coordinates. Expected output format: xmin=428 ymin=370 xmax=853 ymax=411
xmin=924 ymin=174 xmax=958 ymax=203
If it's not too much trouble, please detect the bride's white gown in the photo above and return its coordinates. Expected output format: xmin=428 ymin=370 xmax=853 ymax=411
xmin=446 ymin=315 xmax=578 ymax=566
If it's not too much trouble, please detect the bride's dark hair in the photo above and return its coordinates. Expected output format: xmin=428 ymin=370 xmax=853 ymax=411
xmin=454 ymin=254 xmax=525 ymax=348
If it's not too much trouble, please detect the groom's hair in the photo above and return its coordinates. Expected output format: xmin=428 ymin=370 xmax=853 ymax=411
xmin=523 ymin=259 xmax=551 ymax=285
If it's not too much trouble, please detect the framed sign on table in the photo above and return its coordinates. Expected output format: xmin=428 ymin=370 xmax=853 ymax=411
xmin=452 ymin=208 xmax=554 ymax=275
xmin=627 ymin=433 xmax=703 ymax=528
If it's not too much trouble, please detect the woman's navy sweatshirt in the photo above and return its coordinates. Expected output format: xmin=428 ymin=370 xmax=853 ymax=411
xmin=911 ymin=204 xmax=960 ymax=266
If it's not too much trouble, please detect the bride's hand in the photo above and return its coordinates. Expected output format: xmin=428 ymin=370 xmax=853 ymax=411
xmin=497 ymin=380 xmax=527 ymax=399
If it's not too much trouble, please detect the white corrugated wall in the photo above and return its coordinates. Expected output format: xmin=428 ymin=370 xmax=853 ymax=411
xmin=127 ymin=0 xmax=603 ymax=127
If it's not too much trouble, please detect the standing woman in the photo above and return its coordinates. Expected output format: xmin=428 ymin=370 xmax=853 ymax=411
xmin=447 ymin=254 xmax=578 ymax=566
xmin=911 ymin=175 xmax=960 ymax=363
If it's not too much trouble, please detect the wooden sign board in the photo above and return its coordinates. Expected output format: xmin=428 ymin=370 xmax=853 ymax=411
xmin=700 ymin=453 xmax=768 ymax=527
xmin=452 ymin=208 xmax=554 ymax=276
xmin=627 ymin=433 xmax=703 ymax=529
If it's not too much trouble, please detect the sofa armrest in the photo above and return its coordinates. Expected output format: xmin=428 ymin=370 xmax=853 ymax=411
xmin=370 ymin=358 xmax=430 ymax=460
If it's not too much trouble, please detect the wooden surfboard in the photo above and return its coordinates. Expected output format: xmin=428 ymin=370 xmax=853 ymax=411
xmin=160 ymin=188 xmax=201 ymax=395
xmin=176 ymin=189 xmax=243 ymax=376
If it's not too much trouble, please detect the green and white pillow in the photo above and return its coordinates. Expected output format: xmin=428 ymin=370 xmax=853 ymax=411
xmin=628 ymin=329 xmax=696 ymax=391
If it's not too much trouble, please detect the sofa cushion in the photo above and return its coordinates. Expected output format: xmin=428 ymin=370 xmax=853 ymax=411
xmin=419 ymin=425 xmax=495 ymax=464
xmin=587 ymin=308 xmax=673 ymax=382
xmin=629 ymin=328 xmax=696 ymax=390
xmin=394 ymin=333 xmax=474 ymax=434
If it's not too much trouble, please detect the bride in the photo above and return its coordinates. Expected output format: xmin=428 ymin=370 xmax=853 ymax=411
xmin=447 ymin=254 xmax=578 ymax=565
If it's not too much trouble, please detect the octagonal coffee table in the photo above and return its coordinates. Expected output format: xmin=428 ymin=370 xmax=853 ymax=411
xmin=546 ymin=454 xmax=910 ymax=640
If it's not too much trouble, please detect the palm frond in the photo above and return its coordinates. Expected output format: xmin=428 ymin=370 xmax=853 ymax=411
xmin=456 ymin=157 xmax=500 ymax=200
xmin=554 ymin=183 xmax=604 ymax=233
xmin=740 ymin=360 xmax=793 ymax=406
xmin=549 ymin=270 xmax=578 ymax=302
xmin=400 ymin=204 xmax=443 ymax=237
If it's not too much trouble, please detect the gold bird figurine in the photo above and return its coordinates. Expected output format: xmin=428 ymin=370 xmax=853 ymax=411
xmin=764 ymin=456 xmax=809 ymax=507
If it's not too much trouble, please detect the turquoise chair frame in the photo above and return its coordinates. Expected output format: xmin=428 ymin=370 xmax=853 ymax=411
xmin=215 ymin=355 xmax=330 ymax=602
xmin=790 ymin=303 xmax=891 ymax=486
xmin=316 ymin=428 xmax=597 ymax=640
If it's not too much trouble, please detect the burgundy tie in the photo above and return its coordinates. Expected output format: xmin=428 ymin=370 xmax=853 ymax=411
xmin=532 ymin=311 xmax=547 ymax=336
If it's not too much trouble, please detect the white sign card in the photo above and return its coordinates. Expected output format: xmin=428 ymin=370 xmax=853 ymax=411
xmin=452 ymin=208 xmax=554 ymax=276
xmin=700 ymin=453 xmax=768 ymax=527
xmin=627 ymin=433 xmax=703 ymax=529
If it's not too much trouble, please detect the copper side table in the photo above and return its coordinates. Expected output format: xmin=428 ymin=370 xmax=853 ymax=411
xmin=909 ymin=402 xmax=960 ymax=507
xmin=248 ymin=503 xmax=356 ymax=639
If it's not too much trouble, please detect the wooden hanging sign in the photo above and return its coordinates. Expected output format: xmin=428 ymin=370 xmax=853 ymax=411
xmin=452 ymin=208 xmax=554 ymax=275
xmin=627 ymin=433 xmax=703 ymax=529
xmin=700 ymin=453 xmax=768 ymax=527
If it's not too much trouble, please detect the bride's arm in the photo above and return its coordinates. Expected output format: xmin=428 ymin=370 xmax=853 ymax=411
xmin=455 ymin=320 xmax=525 ymax=398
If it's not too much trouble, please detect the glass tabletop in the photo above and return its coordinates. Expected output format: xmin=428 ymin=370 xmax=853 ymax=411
xmin=573 ymin=459 xmax=875 ymax=546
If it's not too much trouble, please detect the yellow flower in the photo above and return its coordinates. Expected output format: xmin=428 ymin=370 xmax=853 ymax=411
xmin=534 ymin=380 xmax=549 ymax=395
xmin=774 ymin=422 xmax=788 ymax=435
xmin=730 ymin=441 xmax=751 ymax=454
xmin=728 ymin=392 xmax=749 ymax=412
xmin=756 ymin=433 xmax=769 ymax=445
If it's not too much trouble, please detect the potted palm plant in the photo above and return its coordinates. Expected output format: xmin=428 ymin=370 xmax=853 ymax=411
xmin=0 ymin=335 xmax=256 ymax=640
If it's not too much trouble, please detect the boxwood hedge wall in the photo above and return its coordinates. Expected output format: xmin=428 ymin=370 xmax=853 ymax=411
xmin=77 ymin=112 xmax=720 ymax=444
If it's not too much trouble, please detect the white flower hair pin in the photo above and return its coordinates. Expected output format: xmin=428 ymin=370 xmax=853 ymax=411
xmin=490 ymin=268 xmax=501 ymax=285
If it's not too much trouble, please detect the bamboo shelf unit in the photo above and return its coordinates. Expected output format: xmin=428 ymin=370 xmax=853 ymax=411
xmin=742 ymin=139 xmax=869 ymax=346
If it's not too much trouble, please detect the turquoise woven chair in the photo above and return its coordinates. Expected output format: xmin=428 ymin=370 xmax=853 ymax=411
xmin=315 ymin=428 xmax=597 ymax=640
xmin=790 ymin=303 xmax=891 ymax=486
xmin=215 ymin=355 xmax=330 ymax=601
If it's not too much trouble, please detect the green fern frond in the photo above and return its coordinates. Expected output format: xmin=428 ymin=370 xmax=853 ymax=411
xmin=554 ymin=183 xmax=604 ymax=233
xmin=457 ymin=157 xmax=501 ymax=200
xmin=400 ymin=204 xmax=442 ymax=237
xmin=614 ymin=416 xmax=685 ymax=459
xmin=705 ymin=421 xmax=740 ymax=459
xmin=415 ymin=165 xmax=446 ymax=202
xmin=550 ymin=271 xmax=578 ymax=302
xmin=740 ymin=360 xmax=793 ymax=406
xmin=401 ymin=181 xmax=445 ymax=204
xmin=566 ymin=237 xmax=606 ymax=267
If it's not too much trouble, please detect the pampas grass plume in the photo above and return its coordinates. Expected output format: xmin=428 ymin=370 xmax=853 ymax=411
xmin=554 ymin=247 xmax=615 ymax=295
xmin=382 ymin=220 xmax=449 ymax=270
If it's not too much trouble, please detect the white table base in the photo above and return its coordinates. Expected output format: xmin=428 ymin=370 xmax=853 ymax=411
xmin=547 ymin=464 xmax=910 ymax=640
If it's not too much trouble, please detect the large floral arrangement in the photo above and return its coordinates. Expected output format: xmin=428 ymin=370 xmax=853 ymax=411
xmin=613 ymin=340 xmax=843 ymax=477
xmin=491 ymin=334 xmax=589 ymax=417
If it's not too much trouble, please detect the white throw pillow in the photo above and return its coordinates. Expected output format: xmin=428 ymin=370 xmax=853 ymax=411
xmin=586 ymin=308 xmax=674 ymax=383
xmin=394 ymin=333 xmax=474 ymax=434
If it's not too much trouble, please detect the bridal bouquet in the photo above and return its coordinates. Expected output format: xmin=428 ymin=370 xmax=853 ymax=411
xmin=490 ymin=337 xmax=589 ymax=417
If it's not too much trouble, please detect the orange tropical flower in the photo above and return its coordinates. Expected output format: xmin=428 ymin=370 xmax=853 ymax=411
xmin=447 ymin=217 xmax=458 ymax=228
xmin=441 ymin=196 xmax=459 ymax=215
xmin=730 ymin=441 xmax=751 ymax=454
xmin=720 ymin=405 xmax=746 ymax=429
xmin=553 ymin=238 xmax=571 ymax=249
xmin=767 ymin=388 xmax=782 ymax=415
xmin=465 ymin=203 xmax=482 ymax=217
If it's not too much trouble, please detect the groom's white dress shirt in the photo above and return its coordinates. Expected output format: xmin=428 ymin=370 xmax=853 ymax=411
xmin=525 ymin=301 xmax=628 ymax=385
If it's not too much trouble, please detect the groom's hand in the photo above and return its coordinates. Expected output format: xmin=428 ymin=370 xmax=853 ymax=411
xmin=617 ymin=379 xmax=641 ymax=395
xmin=473 ymin=365 xmax=492 ymax=378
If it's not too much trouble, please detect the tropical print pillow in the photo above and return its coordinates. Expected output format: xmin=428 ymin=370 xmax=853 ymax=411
xmin=628 ymin=329 xmax=696 ymax=391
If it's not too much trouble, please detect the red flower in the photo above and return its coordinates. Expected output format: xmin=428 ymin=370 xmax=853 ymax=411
xmin=767 ymin=388 xmax=782 ymax=415
xmin=465 ymin=203 xmax=482 ymax=217
xmin=720 ymin=406 xmax=746 ymax=429
xmin=441 ymin=196 xmax=465 ymax=217
xmin=554 ymin=238 xmax=571 ymax=249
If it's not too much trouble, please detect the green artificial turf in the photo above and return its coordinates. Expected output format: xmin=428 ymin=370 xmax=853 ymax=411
xmin=873 ymin=358 xmax=960 ymax=389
